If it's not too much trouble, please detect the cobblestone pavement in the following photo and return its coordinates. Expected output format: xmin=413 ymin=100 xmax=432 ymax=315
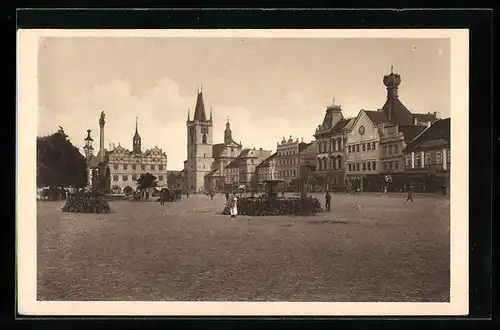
xmin=37 ymin=193 xmax=450 ymax=302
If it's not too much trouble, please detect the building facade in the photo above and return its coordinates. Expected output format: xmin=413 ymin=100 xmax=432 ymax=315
xmin=185 ymin=89 xmax=214 ymax=193
xmin=86 ymin=116 xmax=168 ymax=194
xmin=402 ymin=118 xmax=451 ymax=192
xmin=313 ymin=100 xmax=353 ymax=191
xmin=344 ymin=68 xmax=439 ymax=191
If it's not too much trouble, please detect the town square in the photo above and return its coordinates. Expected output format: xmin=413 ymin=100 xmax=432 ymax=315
xmin=32 ymin=34 xmax=454 ymax=304
xmin=37 ymin=192 xmax=449 ymax=302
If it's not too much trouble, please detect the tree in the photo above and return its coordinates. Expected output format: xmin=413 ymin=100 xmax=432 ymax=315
xmin=136 ymin=173 xmax=157 ymax=190
xmin=37 ymin=129 xmax=87 ymax=188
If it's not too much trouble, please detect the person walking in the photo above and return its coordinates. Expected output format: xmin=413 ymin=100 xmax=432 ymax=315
xmin=229 ymin=194 xmax=238 ymax=218
xmin=225 ymin=191 xmax=230 ymax=202
xmin=325 ymin=190 xmax=331 ymax=212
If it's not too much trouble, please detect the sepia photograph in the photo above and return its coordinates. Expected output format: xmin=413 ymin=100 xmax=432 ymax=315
xmin=17 ymin=29 xmax=469 ymax=316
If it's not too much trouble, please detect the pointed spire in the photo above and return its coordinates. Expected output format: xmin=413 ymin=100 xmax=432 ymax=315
xmin=391 ymin=65 xmax=394 ymax=74
xmin=193 ymin=88 xmax=207 ymax=121
xmin=133 ymin=116 xmax=141 ymax=140
xmin=209 ymin=106 xmax=213 ymax=121
xmin=187 ymin=109 xmax=191 ymax=121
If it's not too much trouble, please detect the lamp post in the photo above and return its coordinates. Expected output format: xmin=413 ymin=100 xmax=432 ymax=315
xmin=83 ymin=129 xmax=94 ymax=189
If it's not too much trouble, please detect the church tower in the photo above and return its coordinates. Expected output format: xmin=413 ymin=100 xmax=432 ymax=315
xmin=186 ymin=87 xmax=214 ymax=193
xmin=133 ymin=116 xmax=142 ymax=153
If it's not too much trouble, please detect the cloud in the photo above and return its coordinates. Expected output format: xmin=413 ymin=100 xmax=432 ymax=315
xmin=37 ymin=77 xmax=320 ymax=170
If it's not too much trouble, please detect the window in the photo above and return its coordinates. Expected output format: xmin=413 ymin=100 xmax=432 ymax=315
xmin=123 ymin=164 xmax=128 ymax=170
xmin=447 ymin=149 xmax=451 ymax=163
xmin=384 ymin=162 xmax=388 ymax=171
xmin=372 ymin=142 xmax=376 ymax=150
xmin=415 ymin=153 xmax=421 ymax=167
xmin=388 ymin=145 xmax=392 ymax=155
xmin=348 ymin=145 xmax=351 ymax=153
xmin=204 ymin=153 xmax=206 ymax=157
xmin=356 ymin=145 xmax=360 ymax=152
xmin=362 ymin=143 xmax=366 ymax=151
xmin=394 ymin=145 xmax=398 ymax=153
xmin=367 ymin=162 xmax=371 ymax=170
xmin=394 ymin=161 xmax=399 ymax=170
xmin=132 ymin=164 xmax=136 ymax=170
xmin=113 ymin=175 xmax=119 ymax=181
xmin=356 ymin=163 xmax=360 ymax=171
xmin=132 ymin=175 xmax=137 ymax=181
xmin=158 ymin=175 xmax=164 ymax=181
xmin=372 ymin=161 xmax=376 ymax=170
xmin=159 ymin=165 xmax=163 ymax=170
xmin=141 ymin=165 xmax=146 ymax=170
xmin=425 ymin=152 xmax=431 ymax=166
xmin=362 ymin=162 xmax=366 ymax=171
xmin=251 ymin=159 xmax=254 ymax=164
xmin=202 ymin=134 xmax=207 ymax=144
xmin=122 ymin=175 xmax=128 ymax=181
xmin=405 ymin=155 xmax=411 ymax=167
xmin=367 ymin=143 xmax=371 ymax=151
xmin=114 ymin=164 xmax=118 ymax=170
xmin=348 ymin=164 xmax=352 ymax=171
xmin=436 ymin=151 xmax=443 ymax=164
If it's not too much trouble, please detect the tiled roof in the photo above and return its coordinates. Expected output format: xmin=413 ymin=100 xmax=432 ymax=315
xmin=298 ymin=142 xmax=312 ymax=153
xmin=403 ymin=118 xmax=450 ymax=153
xmin=382 ymin=98 xmax=414 ymax=125
xmin=332 ymin=118 xmax=353 ymax=130
xmin=256 ymin=152 xmax=277 ymax=169
xmin=364 ymin=110 xmax=387 ymax=125
xmin=226 ymin=156 xmax=241 ymax=169
xmin=398 ymin=125 xmax=427 ymax=143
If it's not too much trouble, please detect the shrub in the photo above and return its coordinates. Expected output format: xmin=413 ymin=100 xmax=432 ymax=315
xmin=62 ymin=190 xmax=111 ymax=213
xmin=223 ymin=196 xmax=322 ymax=216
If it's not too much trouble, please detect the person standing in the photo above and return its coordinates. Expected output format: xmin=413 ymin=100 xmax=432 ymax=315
xmin=325 ymin=190 xmax=331 ymax=212
xmin=406 ymin=185 xmax=414 ymax=203
xmin=225 ymin=191 xmax=230 ymax=202
xmin=229 ymin=194 xmax=238 ymax=218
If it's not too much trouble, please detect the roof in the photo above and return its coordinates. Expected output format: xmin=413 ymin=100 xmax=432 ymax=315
xmin=403 ymin=118 xmax=450 ymax=153
xmin=381 ymin=98 xmax=414 ymax=125
xmin=398 ymin=125 xmax=427 ymax=143
xmin=256 ymin=152 xmax=277 ymax=169
xmin=364 ymin=110 xmax=387 ymax=125
xmin=193 ymin=91 xmax=207 ymax=121
xmin=413 ymin=112 xmax=437 ymax=123
xmin=332 ymin=118 xmax=353 ymax=130
xmin=226 ymin=154 xmax=243 ymax=169
xmin=298 ymin=142 xmax=312 ymax=153
xmin=299 ymin=142 xmax=317 ymax=159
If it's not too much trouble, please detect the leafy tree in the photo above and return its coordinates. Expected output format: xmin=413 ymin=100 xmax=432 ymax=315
xmin=37 ymin=128 xmax=87 ymax=188
xmin=136 ymin=173 xmax=157 ymax=190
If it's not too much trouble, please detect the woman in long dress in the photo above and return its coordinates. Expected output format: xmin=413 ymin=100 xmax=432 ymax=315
xmin=229 ymin=194 xmax=238 ymax=218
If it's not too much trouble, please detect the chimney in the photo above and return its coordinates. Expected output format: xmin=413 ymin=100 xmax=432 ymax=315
xmin=433 ymin=111 xmax=441 ymax=119
xmin=413 ymin=116 xmax=418 ymax=126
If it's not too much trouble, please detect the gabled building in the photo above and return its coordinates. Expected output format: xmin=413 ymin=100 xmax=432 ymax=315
xmin=275 ymin=135 xmax=312 ymax=190
xmin=255 ymin=152 xmax=277 ymax=186
xmin=402 ymin=118 xmax=451 ymax=192
xmin=314 ymin=99 xmax=353 ymax=191
xmin=86 ymin=116 xmax=168 ymax=194
xmin=344 ymin=67 xmax=440 ymax=192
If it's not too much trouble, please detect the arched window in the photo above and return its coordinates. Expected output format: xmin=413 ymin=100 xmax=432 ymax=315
xmin=202 ymin=134 xmax=207 ymax=144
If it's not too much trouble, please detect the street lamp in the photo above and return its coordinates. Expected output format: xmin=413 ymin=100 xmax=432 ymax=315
xmin=83 ymin=129 xmax=94 ymax=188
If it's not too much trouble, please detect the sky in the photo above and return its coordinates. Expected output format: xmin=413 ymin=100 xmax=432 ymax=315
xmin=37 ymin=37 xmax=450 ymax=170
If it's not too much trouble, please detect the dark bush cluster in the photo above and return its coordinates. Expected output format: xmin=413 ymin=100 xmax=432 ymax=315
xmin=223 ymin=196 xmax=323 ymax=216
xmin=62 ymin=190 xmax=111 ymax=213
